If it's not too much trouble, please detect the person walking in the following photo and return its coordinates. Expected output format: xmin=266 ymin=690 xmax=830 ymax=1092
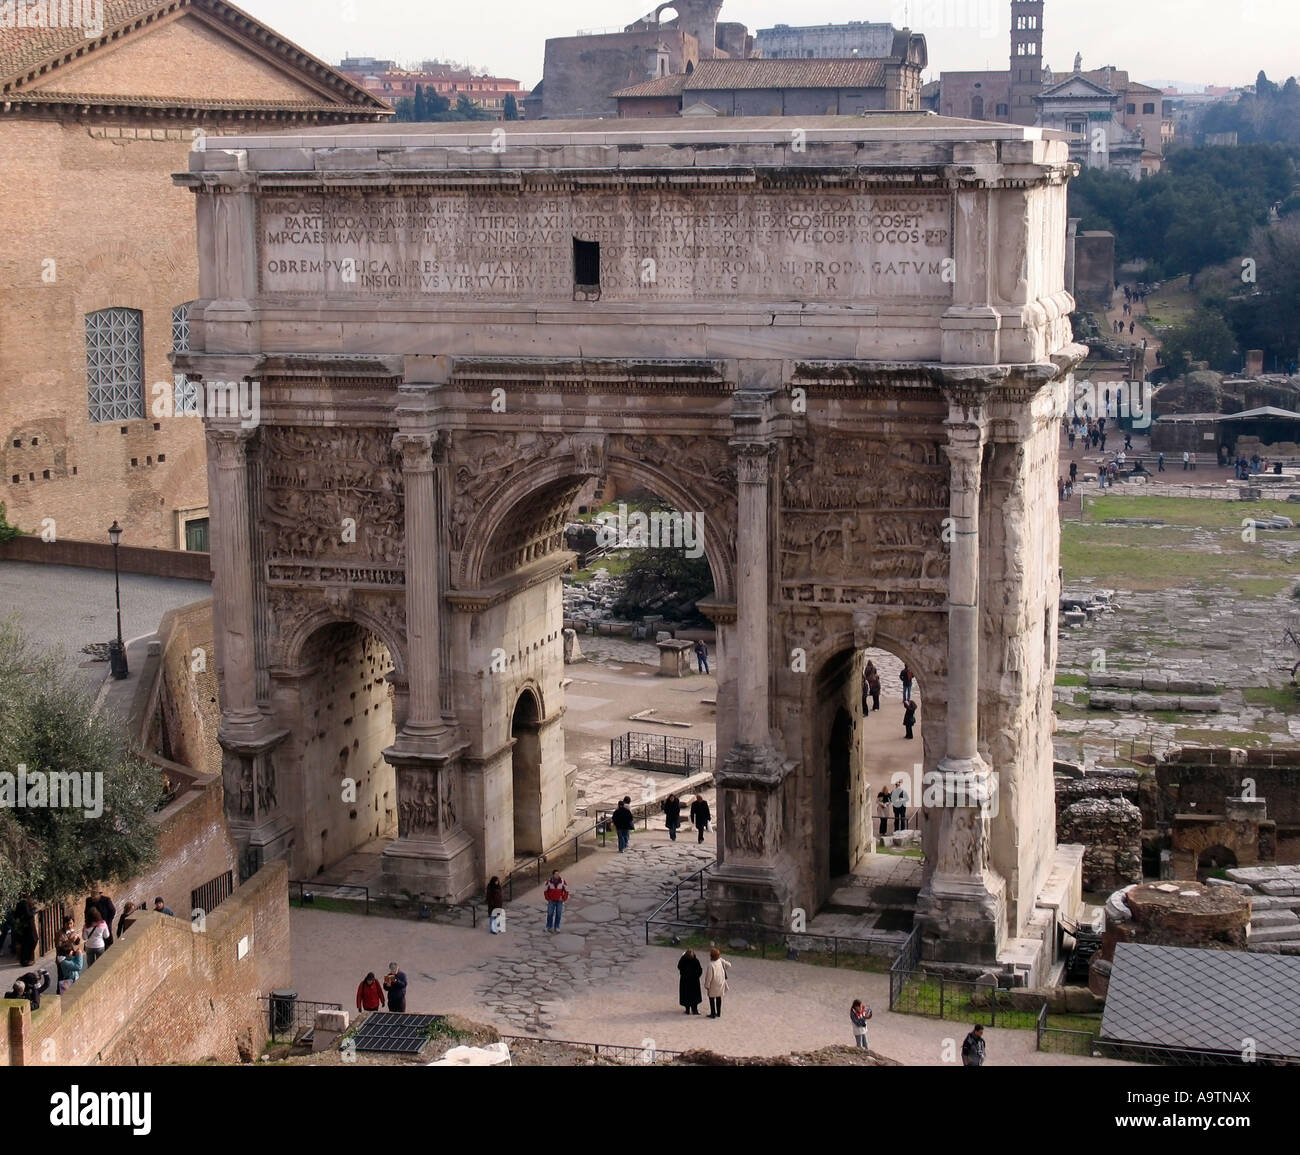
xmin=1157 ymin=451 xmax=1165 ymax=472
xmin=876 ymin=789 xmax=891 ymax=838
xmin=891 ymin=782 xmax=909 ymax=832
xmin=1067 ymin=426 xmax=1075 ymax=450
xmin=703 ymin=947 xmax=732 ymax=1019
xmin=12 ymin=898 xmax=39 ymax=967
xmin=850 ymin=999 xmax=873 ymax=1048
xmin=1190 ymin=451 xmax=1197 ymax=470
xmin=962 ymin=1024 xmax=986 ymax=1066
xmin=899 ymin=665 xmax=914 ymax=704
xmin=903 ymin=698 xmax=917 ymax=740
xmin=693 ymin=639 xmax=709 ymax=674
xmin=383 ymin=962 xmax=408 ymax=1012
xmin=860 ymin=669 xmax=871 ymax=717
xmin=867 ymin=668 xmax=881 ymax=712
xmin=486 ymin=875 xmax=505 ymax=933
xmin=1182 ymin=450 xmax=1190 ymax=471
xmin=82 ymin=906 xmax=109 ymax=968
xmin=677 ymin=948 xmax=703 ymax=1015
xmin=662 ymin=792 xmax=682 ymax=841
xmin=611 ymin=797 xmax=635 ymax=852
xmin=1069 ymin=460 xmax=1078 ymax=485
xmin=356 ymin=971 xmax=385 ymax=1013
xmin=690 ymin=793 xmax=711 ymax=843
xmin=543 ymin=869 xmax=569 ymax=932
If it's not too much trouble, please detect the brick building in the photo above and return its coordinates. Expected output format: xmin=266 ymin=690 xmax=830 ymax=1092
xmin=0 ymin=0 xmax=388 ymax=550
xmin=337 ymin=61 xmax=525 ymax=115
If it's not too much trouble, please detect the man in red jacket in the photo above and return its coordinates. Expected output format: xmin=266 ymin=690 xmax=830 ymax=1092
xmin=544 ymin=871 xmax=569 ymax=932
xmin=356 ymin=971 xmax=385 ymax=1013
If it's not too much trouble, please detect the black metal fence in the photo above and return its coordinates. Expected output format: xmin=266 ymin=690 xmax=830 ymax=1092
xmin=259 ymin=995 xmax=343 ymax=1044
xmin=288 ymin=881 xmax=370 ymax=915
xmin=191 ymin=870 xmax=234 ymax=918
xmin=611 ymin=732 xmax=706 ymax=774
xmin=1036 ymin=1004 xmax=1099 ymax=1056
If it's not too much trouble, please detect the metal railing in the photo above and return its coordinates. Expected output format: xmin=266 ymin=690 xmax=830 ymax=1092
xmin=643 ymin=861 xmax=715 ymax=942
xmin=502 ymin=819 xmax=612 ymax=902
xmin=1035 ymin=1004 xmax=1099 ymax=1056
xmin=611 ymin=732 xmax=707 ymax=774
xmin=500 ymin=1033 xmax=683 ymax=1062
xmin=191 ymin=870 xmax=234 ymax=917
xmin=259 ymin=995 xmax=343 ymax=1044
xmin=1090 ymin=1037 xmax=1300 ymax=1067
xmin=289 ymin=880 xmax=370 ymax=915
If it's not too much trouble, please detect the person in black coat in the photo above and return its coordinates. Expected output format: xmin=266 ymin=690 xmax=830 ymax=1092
xmin=677 ymin=949 xmax=703 ymax=1015
xmin=903 ymin=700 xmax=917 ymax=740
xmin=12 ymin=898 xmax=39 ymax=967
xmin=85 ymin=889 xmax=116 ymax=948
xmin=662 ymin=793 xmax=682 ymax=841
xmin=383 ymin=962 xmax=408 ymax=1013
xmin=8 ymin=969 xmax=51 ymax=1011
xmin=689 ymin=794 xmax=711 ymax=844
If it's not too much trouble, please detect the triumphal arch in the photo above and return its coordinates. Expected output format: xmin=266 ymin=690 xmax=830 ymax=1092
xmin=177 ymin=115 xmax=1086 ymax=978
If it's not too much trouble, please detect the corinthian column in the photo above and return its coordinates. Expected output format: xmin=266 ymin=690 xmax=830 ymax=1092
xmin=734 ymin=441 xmax=774 ymax=747
xmin=943 ymin=420 xmax=984 ymax=765
xmin=207 ymin=426 xmax=260 ymax=731
xmin=392 ymin=431 xmax=447 ymax=742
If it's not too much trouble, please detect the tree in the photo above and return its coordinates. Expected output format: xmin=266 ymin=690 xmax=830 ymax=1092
xmin=413 ymin=83 xmax=427 ymax=121
xmin=453 ymin=93 xmax=491 ymax=121
xmin=503 ymin=93 xmax=519 ymax=121
xmin=615 ymin=549 xmax=714 ymax=619
xmin=1226 ymin=216 xmax=1300 ymax=367
xmin=1159 ymin=309 xmax=1238 ymax=376
xmin=0 ymin=623 xmax=163 ymax=913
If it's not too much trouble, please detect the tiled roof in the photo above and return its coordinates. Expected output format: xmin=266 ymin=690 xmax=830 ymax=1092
xmin=3 ymin=90 xmax=377 ymax=114
xmin=1101 ymin=942 xmax=1300 ymax=1060
xmin=616 ymin=58 xmax=894 ymax=99
xmin=0 ymin=0 xmax=386 ymax=111
xmin=687 ymin=58 xmax=890 ymax=91
xmin=612 ymin=73 xmax=690 ymax=98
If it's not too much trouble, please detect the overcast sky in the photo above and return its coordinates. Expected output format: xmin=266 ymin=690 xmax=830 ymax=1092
xmin=247 ymin=0 xmax=1298 ymax=91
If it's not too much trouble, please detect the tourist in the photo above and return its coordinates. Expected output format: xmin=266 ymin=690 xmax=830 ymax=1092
xmin=693 ymin=639 xmax=709 ymax=674
xmin=82 ymin=906 xmax=109 ymax=967
xmin=1157 ymin=451 xmax=1165 ymax=472
xmin=85 ymin=888 xmax=116 ymax=948
xmin=11 ymin=898 xmax=39 ymax=967
xmin=850 ymin=999 xmax=872 ymax=1048
xmin=55 ymin=918 xmax=83 ymax=984
xmin=356 ymin=971 xmax=385 ymax=1013
xmin=876 ymin=789 xmax=891 ymax=837
xmin=612 ymin=797 xmax=635 ymax=852
xmin=117 ymin=902 xmax=139 ymax=938
xmin=890 ymin=781 xmax=910 ymax=831
xmin=903 ymin=699 xmax=917 ymax=741
xmin=1067 ymin=426 xmax=1075 ymax=450
xmin=1129 ymin=320 xmax=1135 ymax=335
xmin=1058 ymin=476 xmax=1065 ymax=502
xmin=867 ymin=668 xmax=881 ymax=712
xmin=899 ymin=665 xmax=914 ymax=703
xmin=1099 ymin=430 xmax=1107 ymax=453
xmin=543 ymin=869 xmax=569 ymax=932
xmin=486 ymin=875 xmax=505 ymax=932
xmin=383 ymin=962 xmax=407 ymax=1012
xmin=662 ymin=792 xmax=682 ymax=841
xmin=1069 ymin=461 xmax=1078 ymax=486
xmin=153 ymin=897 xmax=175 ymax=917
xmin=7 ymin=969 xmax=51 ymax=1011
xmin=1182 ymin=450 xmax=1190 ymax=471
xmin=703 ymin=947 xmax=732 ymax=1019
xmin=860 ymin=670 xmax=872 ymax=717
xmin=1190 ymin=451 xmax=1197 ymax=470
xmin=677 ymin=947 xmax=703 ymax=1015
xmin=690 ymin=793 xmax=711 ymax=844
xmin=1124 ymin=432 xmax=1132 ymax=451
xmin=961 ymin=1024 xmax=986 ymax=1066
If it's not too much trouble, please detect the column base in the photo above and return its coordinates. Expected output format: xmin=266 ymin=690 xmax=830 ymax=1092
xmin=381 ymin=829 xmax=477 ymax=904
xmin=230 ymin=813 xmax=296 ymax=879
xmin=385 ymin=724 xmax=466 ymax=764
xmin=915 ymin=869 xmax=1008 ymax=966
xmin=707 ymin=862 xmax=792 ymax=934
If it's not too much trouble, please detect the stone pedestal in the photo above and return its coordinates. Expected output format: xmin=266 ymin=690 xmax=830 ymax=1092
xmin=220 ymin=721 xmax=292 ymax=870
xmin=656 ymin=638 xmax=693 ymax=676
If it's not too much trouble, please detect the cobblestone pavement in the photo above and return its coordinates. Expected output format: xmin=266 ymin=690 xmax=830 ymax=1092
xmin=471 ymin=835 xmax=716 ymax=1033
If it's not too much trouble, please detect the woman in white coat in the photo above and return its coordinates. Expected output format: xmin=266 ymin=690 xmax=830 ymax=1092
xmin=703 ymin=946 xmax=732 ymax=1019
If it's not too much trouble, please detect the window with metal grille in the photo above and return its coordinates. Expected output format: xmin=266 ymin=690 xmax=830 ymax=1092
xmin=172 ymin=303 xmax=200 ymax=416
xmin=86 ymin=307 xmax=144 ymax=422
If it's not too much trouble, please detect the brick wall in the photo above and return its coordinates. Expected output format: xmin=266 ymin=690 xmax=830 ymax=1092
xmin=3 ymin=862 xmax=290 ymax=1066
xmin=0 ymin=535 xmax=211 ymax=580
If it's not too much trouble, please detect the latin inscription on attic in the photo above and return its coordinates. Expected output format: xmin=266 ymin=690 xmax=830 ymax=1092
xmin=259 ymin=190 xmax=954 ymax=301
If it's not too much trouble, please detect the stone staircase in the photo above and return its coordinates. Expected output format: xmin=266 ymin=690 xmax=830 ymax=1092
xmin=1215 ymin=866 xmax=1300 ymax=950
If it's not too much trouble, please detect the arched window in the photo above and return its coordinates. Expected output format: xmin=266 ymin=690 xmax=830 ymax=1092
xmin=971 ymin=95 xmax=984 ymax=119
xmin=171 ymin=303 xmax=200 ymax=415
xmin=85 ymin=307 xmax=144 ymax=422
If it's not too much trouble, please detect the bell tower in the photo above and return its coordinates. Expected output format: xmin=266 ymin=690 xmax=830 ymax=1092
xmin=1008 ymin=0 xmax=1045 ymax=125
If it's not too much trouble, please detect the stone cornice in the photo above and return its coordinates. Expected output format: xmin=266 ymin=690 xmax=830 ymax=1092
xmin=445 ymin=553 xmax=575 ymax=614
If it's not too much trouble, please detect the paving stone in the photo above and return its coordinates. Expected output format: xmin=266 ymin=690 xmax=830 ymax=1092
xmin=578 ymin=901 xmax=621 ymax=922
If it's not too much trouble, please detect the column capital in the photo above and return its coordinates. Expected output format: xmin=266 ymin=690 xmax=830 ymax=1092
xmin=207 ymin=425 xmax=255 ymax=468
xmin=731 ymin=440 xmax=775 ymax=485
xmin=392 ymin=430 xmax=447 ymax=472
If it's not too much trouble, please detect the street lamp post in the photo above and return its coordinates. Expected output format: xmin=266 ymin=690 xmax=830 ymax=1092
xmin=108 ymin=520 xmax=128 ymax=679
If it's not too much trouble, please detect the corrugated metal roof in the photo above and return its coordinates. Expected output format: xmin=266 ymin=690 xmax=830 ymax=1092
xmin=1101 ymin=942 xmax=1300 ymax=1059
